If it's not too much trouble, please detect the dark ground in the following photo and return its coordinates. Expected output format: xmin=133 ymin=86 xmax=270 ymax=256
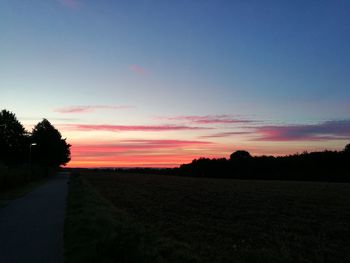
xmin=84 ymin=172 xmax=350 ymax=263
xmin=0 ymin=172 xmax=68 ymax=263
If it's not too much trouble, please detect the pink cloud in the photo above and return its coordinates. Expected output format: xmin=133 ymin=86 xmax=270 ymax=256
xmin=72 ymin=139 xmax=213 ymax=156
xmin=63 ymin=124 xmax=211 ymax=132
xmin=123 ymin=139 xmax=212 ymax=148
xmin=253 ymin=120 xmax=350 ymax=141
xmin=129 ymin=64 xmax=148 ymax=76
xmin=55 ymin=105 xmax=133 ymax=114
xmin=158 ymin=115 xmax=255 ymax=125
xmin=200 ymin=131 xmax=252 ymax=138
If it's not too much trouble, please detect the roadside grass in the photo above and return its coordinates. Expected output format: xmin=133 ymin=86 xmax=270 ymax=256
xmin=0 ymin=177 xmax=48 ymax=208
xmin=64 ymin=173 xmax=197 ymax=263
xmin=0 ymin=164 xmax=53 ymax=207
xmin=82 ymin=172 xmax=350 ymax=263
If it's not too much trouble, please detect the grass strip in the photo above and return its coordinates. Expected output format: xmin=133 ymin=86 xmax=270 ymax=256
xmin=0 ymin=179 xmax=48 ymax=208
xmin=64 ymin=173 xmax=198 ymax=263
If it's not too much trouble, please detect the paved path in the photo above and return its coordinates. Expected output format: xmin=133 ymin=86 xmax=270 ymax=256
xmin=0 ymin=172 xmax=69 ymax=263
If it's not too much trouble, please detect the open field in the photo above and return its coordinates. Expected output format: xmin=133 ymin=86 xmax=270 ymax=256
xmin=79 ymin=171 xmax=350 ymax=262
xmin=65 ymin=173 xmax=196 ymax=263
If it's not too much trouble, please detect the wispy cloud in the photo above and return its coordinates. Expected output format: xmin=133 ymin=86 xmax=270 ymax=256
xmin=73 ymin=139 xmax=212 ymax=155
xmin=158 ymin=115 xmax=255 ymax=125
xmin=64 ymin=124 xmax=211 ymax=132
xmin=122 ymin=139 xmax=213 ymax=147
xmin=200 ymin=131 xmax=252 ymax=138
xmin=254 ymin=120 xmax=350 ymax=141
xmin=55 ymin=105 xmax=133 ymax=114
xmin=129 ymin=64 xmax=149 ymax=76
xmin=22 ymin=117 xmax=79 ymax=122
xmin=58 ymin=0 xmax=80 ymax=9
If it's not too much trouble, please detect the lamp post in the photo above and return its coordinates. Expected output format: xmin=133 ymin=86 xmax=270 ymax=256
xmin=28 ymin=143 xmax=37 ymax=182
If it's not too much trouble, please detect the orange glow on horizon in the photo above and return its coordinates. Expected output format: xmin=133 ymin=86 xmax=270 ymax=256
xmin=56 ymin=119 xmax=350 ymax=169
xmin=65 ymin=139 xmax=345 ymax=168
xmin=66 ymin=154 xmax=200 ymax=168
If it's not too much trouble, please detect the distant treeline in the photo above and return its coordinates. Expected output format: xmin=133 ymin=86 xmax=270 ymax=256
xmin=73 ymin=144 xmax=350 ymax=182
xmin=178 ymin=145 xmax=350 ymax=182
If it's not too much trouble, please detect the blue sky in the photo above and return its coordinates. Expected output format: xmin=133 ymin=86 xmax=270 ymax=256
xmin=1 ymin=0 xmax=349 ymax=167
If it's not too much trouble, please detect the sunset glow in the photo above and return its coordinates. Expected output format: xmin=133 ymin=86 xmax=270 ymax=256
xmin=1 ymin=1 xmax=349 ymax=167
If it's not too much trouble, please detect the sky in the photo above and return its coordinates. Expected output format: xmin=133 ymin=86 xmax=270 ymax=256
xmin=1 ymin=0 xmax=350 ymax=167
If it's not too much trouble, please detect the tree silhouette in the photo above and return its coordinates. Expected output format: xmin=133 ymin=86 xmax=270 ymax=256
xmin=0 ymin=109 xmax=28 ymax=165
xmin=31 ymin=119 xmax=71 ymax=167
xmin=230 ymin=150 xmax=252 ymax=161
xmin=343 ymin=144 xmax=350 ymax=159
xmin=344 ymin=144 xmax=350 ymax=153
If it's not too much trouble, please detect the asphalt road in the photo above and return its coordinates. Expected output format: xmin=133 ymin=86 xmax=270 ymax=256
xmin=0 ymin=172 xmax=69 ymax=263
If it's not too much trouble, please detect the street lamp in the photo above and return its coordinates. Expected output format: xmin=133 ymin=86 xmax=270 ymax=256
xmin=28 ymin=143 xmax=37 ymax=182
xmin=29 ymin=143 xmax=37 ymax=164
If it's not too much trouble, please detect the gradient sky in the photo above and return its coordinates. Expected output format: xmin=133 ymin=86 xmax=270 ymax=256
xmin=1 ymin=0 xmax=350 ymax=167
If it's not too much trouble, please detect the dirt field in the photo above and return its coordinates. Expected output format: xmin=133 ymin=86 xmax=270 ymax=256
xmin=83 ymin=172 xmax=350 ymax=262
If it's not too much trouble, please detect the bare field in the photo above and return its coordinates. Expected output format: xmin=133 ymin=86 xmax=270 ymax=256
xmin=83 ymin=172 xmax=350 ymax=262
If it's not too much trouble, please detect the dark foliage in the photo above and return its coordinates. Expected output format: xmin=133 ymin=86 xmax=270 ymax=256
xmin=0 ymin=109 xmax=70 ymax=191
xmin=0 ymin=110 xmax=28 ymax=165
xmin=31 ymin=119 xmax=71 ymax=167
xmin=179 ymin=145 xmax=350 ymax=182
xmin=230 ymin=150 xmax=252 ymax=161
xmin=345 ymin=143 xmax=350 ymax=154
xmin=0 ymin=110 xmax=71 ymax=168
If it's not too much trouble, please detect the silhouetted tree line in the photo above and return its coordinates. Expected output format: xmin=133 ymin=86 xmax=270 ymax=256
xmin=0 ymin=109 xmax=70 ymax=189
xmin=178 ymin=146 xmax=350 ymax=182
